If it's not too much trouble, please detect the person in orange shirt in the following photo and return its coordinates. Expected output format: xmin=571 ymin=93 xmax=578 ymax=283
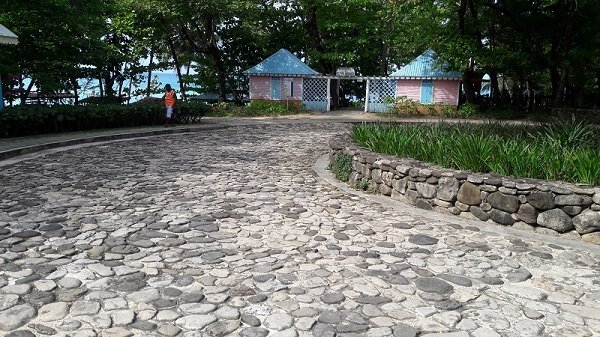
xmin=162 ymin=84 xmax=177 ymax=126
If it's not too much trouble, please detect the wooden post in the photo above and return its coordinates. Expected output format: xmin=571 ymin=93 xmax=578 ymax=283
xmin=365 ymin=79 xmax=370 ymax=113
xmin=326 ymin=78 xmax=331 ymax=112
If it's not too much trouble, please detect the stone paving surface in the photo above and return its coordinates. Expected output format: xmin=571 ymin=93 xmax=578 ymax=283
xmin=0 ymin=123 xmax=599 ymax=337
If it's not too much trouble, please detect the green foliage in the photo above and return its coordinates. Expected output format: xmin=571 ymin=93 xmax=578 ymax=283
xmin=353 ymin=177 xmax=369 ymax=191
xmin=328 ymin=153 xmax=353 ymax=183
xmin=208 ymin=101 xmax=303 ymax=117
xmin=387 ymin=96 xmax=419 ymax=116
xmin=352 ymin=121 xmax=600 ymax=185
xmin=0 ymin=102 xmax=207 ymax=138
xmin=457 ymin=103 xmax=478 ymax=118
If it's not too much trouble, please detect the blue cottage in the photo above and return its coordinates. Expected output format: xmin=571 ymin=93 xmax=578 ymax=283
xmin=391 ymin=50 xmax=462 ymax=105
xmin=244 ymin=49 xmax=319 ymax=107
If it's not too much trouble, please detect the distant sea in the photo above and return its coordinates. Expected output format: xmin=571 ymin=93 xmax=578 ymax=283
xmin=82 ymin=72 xmax=185 ymax=101
xmin=17 ymin=71 xmax=186 ymax=104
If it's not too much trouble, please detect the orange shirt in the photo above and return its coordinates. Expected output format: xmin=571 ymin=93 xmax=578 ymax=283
xmin=165 ymin=91 xmax=176 ymax=107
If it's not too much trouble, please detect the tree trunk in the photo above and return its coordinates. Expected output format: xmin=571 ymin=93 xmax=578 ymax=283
xmin=98 ymin=77 xmax=104 ymax=97
xmin=168 ymin=39 xmax=187 ymax=102
xmin=489 ymin=71 xmax=500 ymax=106
xmin=146 ymin=48 xmax=155 ymax=97
xmin=462 ymin=70 xmax=477 ymax=104
xmin=20 ymin=77 xmax=34 ymax=104
xmin=72 ymin=78 xmax=79 ymax=105
xmin=552 ymin=68 xmax=568 ymax=107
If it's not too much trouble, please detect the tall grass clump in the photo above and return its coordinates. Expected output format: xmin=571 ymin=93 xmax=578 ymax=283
xmin=352 ymin=120 xmax=600 ymax=185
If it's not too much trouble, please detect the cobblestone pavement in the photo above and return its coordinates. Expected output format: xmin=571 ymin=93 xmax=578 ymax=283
xmin=0 ymin=123 xmax=599 ymax=337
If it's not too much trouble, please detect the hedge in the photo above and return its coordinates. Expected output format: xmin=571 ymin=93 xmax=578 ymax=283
xmin=0 ymin=102 xmax=209 ymax=138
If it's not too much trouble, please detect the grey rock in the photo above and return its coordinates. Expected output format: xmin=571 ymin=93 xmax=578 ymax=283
xmin=101 ymin=327 xmax=132 ymax=337
xmin=241 ymin=313 xmax=261 ymax=327
xmin=174 ymin=314 xmax=217 ymax=330
xmin=408 ymin=234 xmax=438 ymax=245
xmin=70 ymin=300 xmax=101 ymax=316
xmin=415 ymin=199 xmax=433 ymax=210
xmin=488 ymin=209 xmax=514 ymax=225
xmin=537 ymin=209 xmax=574 ymax=233
xmin=487 ymin=192 xmax=519 ymax=213
xmin=130 ymin=321 xmax=157 ymax=331
xmin=295 ymin=317 xmax=316 ymax=331
xmin=437 ymin=177 xmax=459 ymax=202
xmin=319 ymin=311 xmax=342 ymax=324
xmin=562 ymin=205 xmax=583 ymax=216
xmin=264 ymin=313 xmax=294 ymax=331
xmin=5 ymin=331 xmax=36 ymax=337
xmin=0 ymin=304 xmax=37 ymax=331
xmin=239 ymin=327 xmax=270 ymax=337
xmin=555 ymin=194 xmax=592 ymax=206
xmin=507 ymin=268 xmax=532 ymax=283
xmin=355 ymin=295 xmax=392 ymax=305
xmin=573 ymin=210 xmax=600 ymax=234
xmin=434 ymin=300 xmax=462 ymax=311
xmin=336 ymin=324 xmax=369 ymax=333
xmin=126 ymin=288 xmax=160 ymax=303
xmin=416 ymin=182 xmax=437 ymax=198
xmin=392 ymin=322 xmax=418 ymax=337
xmin=321 ymin=292 xmax=345 ymax=304
xmin=204 ymin=320 xmax=241 ymax=337
xmin=0 ymin=294 xmax=19 ymax=311
xmin=56 ymin=320 xmax=81 ymax=331
xmin=518 ymin=203 xmax=538 ymax=224
xmin=312 ymin=323 xmax=336 ymax=337
xmin=157 ymin=323 xmax=182 ymax=336
xmin=247 ymin=293 xmax=268 ymax=303
xmin=480 ymin=277 xmax=504 ymax=285
xmin=523 ymin=308 xmax=544 ymax=320
xmin=457 ymin=182 xmax=481 ymax=206
xmin=27 ymin=323 xmax=56 ymax=335
xmin=527 ymin=192 xmax=555 ymax=210
xmin=437 ymin=274 xmax=472 ymax=287
xmin=415 ymin=278 xmax=454 ymax=294
xmin=38 ymin=302 xmax=70 ymax=322
xmin=470 ymin=207 xmax=489 ymax=221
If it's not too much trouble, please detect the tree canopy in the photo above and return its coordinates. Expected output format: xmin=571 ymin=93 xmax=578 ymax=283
xmin=1 ymin=0 xmax=599 ymax=109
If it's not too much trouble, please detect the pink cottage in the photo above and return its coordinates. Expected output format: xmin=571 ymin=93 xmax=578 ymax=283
xmin=390 ymin=50 xmax=462 ymax=106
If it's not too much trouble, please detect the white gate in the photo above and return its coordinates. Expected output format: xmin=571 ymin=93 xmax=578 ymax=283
xmin=368 ymin=79 xmax=396 ymax=113
xmin=302 ymin=78 xmax=328 ymax=112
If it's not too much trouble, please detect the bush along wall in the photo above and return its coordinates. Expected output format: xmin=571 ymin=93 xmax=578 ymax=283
xmin=329 ymin=134 xmax=600 ymax=246
xmin=0 ymin=102 xmax=209 ymax=138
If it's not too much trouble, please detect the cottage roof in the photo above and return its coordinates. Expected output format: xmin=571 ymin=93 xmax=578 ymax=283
xmin=244 ymin=49 xmax=318 ymax=77
xmin=391 ymin=50 xmax=462 ymax=79
xmin=0 ymin=24 xmax=18 ymax=45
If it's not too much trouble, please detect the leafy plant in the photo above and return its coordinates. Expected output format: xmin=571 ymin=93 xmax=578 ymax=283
xmin=352 ymin=122 xmax=600 ymax=185
xmin=458 ymin=103 xmax=479 ymax=118
xmin=0 ymin=102 xmax=208 ymax=138
xmin=328 ymin=153 xmax=353 ymax=182
xmin=354 ymin=177 xmax=369 ymax=190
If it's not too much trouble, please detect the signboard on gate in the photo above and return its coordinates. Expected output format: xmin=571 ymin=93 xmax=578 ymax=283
xmin=282 ymin=78 xmax=294 ymax=98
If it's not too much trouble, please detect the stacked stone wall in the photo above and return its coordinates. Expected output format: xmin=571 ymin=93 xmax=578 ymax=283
xmin=329 ymin=134 xmax=600 ymax=245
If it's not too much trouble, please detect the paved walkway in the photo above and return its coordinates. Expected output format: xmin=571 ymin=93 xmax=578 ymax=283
xmin=0 ymin=122 xmax=598 ymax=337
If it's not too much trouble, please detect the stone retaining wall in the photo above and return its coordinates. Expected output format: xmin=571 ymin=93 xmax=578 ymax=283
xmin=329 ymin=134 xmax=600 ymax=245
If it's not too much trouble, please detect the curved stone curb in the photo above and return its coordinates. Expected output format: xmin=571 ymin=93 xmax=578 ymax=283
xmin=313 ymin=153 xmax=600 ymax=255
xmin=0 ymin=125 xmax=228 ymax=161
xmin=327 ymin=133 xmax=600 ymax=246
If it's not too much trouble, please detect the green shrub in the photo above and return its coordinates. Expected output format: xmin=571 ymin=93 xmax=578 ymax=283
xmin=208 ymin=100 xmax=303 ymax=117
xmin=387 ymin=96 xmax=420 ymax=116
xmin=352 ymin=121 xmax=600 ymax=185
xmin=353 ymin=177 xmax=369 ymax=190
xmin=0 ymin=102 xmax=208 ymax=138
xmin=458 ymin=103 xmax=478 ymax=117
xmin=329 ymin=153 xmax=353 ymax=182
